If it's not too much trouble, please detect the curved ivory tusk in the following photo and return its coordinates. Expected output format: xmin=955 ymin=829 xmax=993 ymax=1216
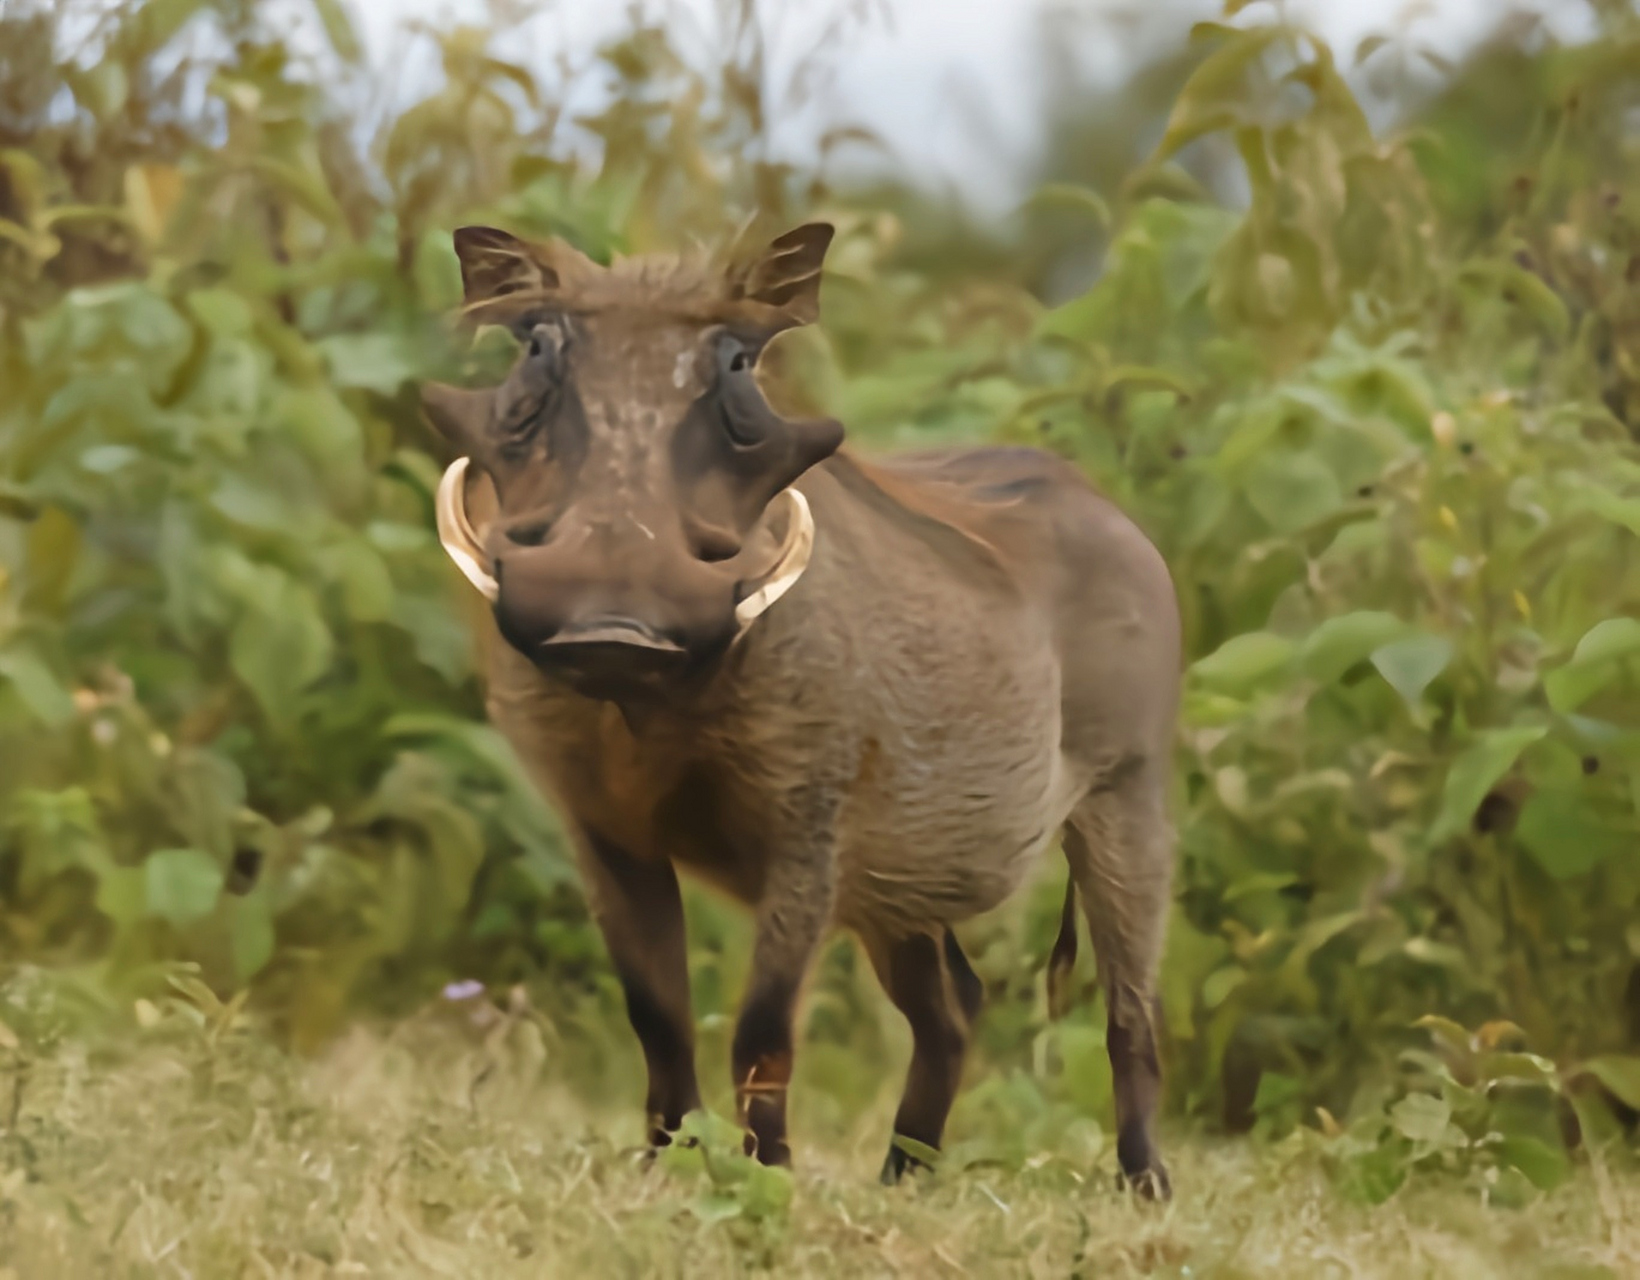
xmin=734 ymin=488 xmax=814 ymax=637
xmin=438 ymin=458 xmax=809 ymax=627
xmin=435 ymin=457 xmax=499 ymax=602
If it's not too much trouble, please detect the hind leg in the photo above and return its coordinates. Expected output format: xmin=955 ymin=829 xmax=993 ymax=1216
xmin=1063 ymin=781 xmax=1174 ymax=1199
xmin=865 ymin=928 xmax=982 ymax=1183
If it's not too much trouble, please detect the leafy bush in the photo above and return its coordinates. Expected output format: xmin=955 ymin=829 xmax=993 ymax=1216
xmin=1 ymin=0 xmax=1639 ymax=1186
xmin=1311 ymin=1015 xmax=1640 ymax=1206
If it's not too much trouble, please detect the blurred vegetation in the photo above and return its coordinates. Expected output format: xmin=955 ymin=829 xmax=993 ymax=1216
xmin=3 ymin=0 xmax=1640 ymax=1203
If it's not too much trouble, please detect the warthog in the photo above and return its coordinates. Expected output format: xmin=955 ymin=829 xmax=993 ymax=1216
xmin=421 ymin=222 xmax=1181 ymax=1196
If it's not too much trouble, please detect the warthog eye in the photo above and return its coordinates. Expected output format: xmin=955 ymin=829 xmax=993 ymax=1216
xmin=495 ymin=319 xmax=570 ymax=458
xmin=717 ymin=336 xmax=767 ymax=448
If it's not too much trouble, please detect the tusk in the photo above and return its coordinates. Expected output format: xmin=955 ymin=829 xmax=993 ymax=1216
xmin=435 ymin=457 xmax=499 ymax=602
xmin=734 ymin=488 xmax=814 ymax=637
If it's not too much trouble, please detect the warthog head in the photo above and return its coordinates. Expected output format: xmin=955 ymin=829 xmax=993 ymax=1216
xmin=422 ymin=223 xmax=844 ymax=700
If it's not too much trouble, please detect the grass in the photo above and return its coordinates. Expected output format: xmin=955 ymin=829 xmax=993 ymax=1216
xmin=0 ymin=974 xmax=1636 ymax=1280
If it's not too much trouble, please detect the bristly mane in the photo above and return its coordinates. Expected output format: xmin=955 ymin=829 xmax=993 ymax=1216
xmin=825 ymin=450 xmax=1013 ymax=578
xmin=460 ymin=241 xmax=798 ymax=331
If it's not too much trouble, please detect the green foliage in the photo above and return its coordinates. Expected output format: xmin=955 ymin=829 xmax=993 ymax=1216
xmin=1004 ymin=11 xmax=1640 ymax=1146
xmin=1 ymin=0 xmax=1638 ymax=1204
xmin=658 ymin=1110 xmax=797 ymax=1244
xmin=1315 ymin=1017 xmax=1640 ymax=1209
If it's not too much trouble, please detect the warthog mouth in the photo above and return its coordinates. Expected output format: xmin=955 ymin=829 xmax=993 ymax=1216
xmin=540 ymin=618 xmax=687 ymax=654
xmin=433 ymin=456 xmax=815 ymax=641
xmin=533 ymin=616 xmax=692 ymax=699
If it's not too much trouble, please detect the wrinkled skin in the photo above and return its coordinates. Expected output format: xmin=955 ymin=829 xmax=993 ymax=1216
xmin=422 ymin=224 xmax=1182 ymax=1198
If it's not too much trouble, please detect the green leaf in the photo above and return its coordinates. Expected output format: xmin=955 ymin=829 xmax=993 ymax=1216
xmin=1478 ymin=1052 xmax=1559 ymax=1086
xmin=144 ymin=848 xmax=224 ymax=926
xmin=186 ymin=287 xmax=254 ymax=337
xmin=229 ymin=891 xmax=276 ymax=982
xmin=689 ymin=1190 xmax=743 ymax=1225
xmin=1330 ymin=1143 xmax=1407 ymax=1206
xmin=1253 ymin=1071 xmax=1303 ymax=1116
xmin=890 ymin=1134 xmax=941 ymax=1168
xmin=95 ymin=866 xmax=147 ymax=925
xmin=210 ymin=474 xmax=294 ymax=531
xmin=81 ymin=444 xmax=141 ymax=474
xmin=1545 ymin=618 xmax=1640 ymax=714
xmin=1577 ymin=1056 xmax=1640 ymax=1110
xmin=1371 ymin=635 xmax=1452 ymax=707
xmin=1243 ymin=451 xmax=1344 ymax=534
xmin=1389 ymin=1092 xmax=1455 ymax=1145
xmin=1581 ymin=486 xmax=1640 ymax=537
xmin=319 ymin=539 xmax=395 ymax=623
xmin=1501 ymin=264 xmax=1571 ymax=340
xmin=391 ymin=595 xmax=472 ymax=684
xmin=1224 ymin=871 xmax=1299 ymax=901
xmin=1516 ymin=789 xmax=1625 ymax=879
xmin=1300 ymin=611 xmax=1408 ymax=683
xmin=1496 ymin=1135 xmax=1570 ymax=1191
xmin=1413 ymin=1015 xmax=1475 ymax=1068
xmin=274 ymin=386 xmax=365 ymax=473
xmin=132 ymin=0 xmax=211 ymax=50
xmin=1191 ymin=631 xmax=1294 ymax=696
xmin=1024 ymin=183 xmax=1111 ymax=228
xmin=247 ymin=156 xmax=342 ymax=226
xmin=1429 ymin=726 xmax=1547 ymax=844
xmin=0 ymin=648 xmax=76 ymax=727
xmin=1155 ymin=24 xmax=1285 ymax=160
xmin=228 ymin=570 xmax=334 ymax=726
xmin=738 ymin=1162 xmax=794 ymax=1221
xmin=319 ymin=332 xmax=419 ymax=394
xmin=1570 ymin=617 xmax=1640 ymax=665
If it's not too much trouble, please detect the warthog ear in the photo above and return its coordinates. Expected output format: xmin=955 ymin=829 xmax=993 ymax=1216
xmin=727 ymin=222 xmax=834 ymax=331
xmin=452 ymin=226 xmax=559 ymax=305
xmin=451 ymin=227 xmax=604 ymax=322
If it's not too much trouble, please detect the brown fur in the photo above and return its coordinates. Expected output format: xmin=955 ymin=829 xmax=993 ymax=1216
xmin=425 ymin=225 xmax=1182 ymax=1196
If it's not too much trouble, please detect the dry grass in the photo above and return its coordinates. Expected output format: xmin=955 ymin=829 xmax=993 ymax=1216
xmin=0 ymin=982 xmax=1635 ymax=1280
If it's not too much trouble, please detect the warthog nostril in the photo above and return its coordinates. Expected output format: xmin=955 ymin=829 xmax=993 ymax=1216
xmin=505 ymin=520 xmax=553 ymax=548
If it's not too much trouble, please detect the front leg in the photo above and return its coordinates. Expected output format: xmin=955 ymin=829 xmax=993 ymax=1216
xmin=731 ymin=786 xmax=838 ymax=1167
xmin=579 ymin=829 xmax=701 ymax=1150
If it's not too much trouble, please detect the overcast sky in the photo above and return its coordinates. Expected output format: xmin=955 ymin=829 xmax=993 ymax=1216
xmin=347 ymin=0 xmax=1595 ymax=213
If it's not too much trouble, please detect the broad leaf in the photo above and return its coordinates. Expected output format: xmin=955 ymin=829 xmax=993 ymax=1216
xmin=1516 ymin=789 xmax=1624 ymax=879
xmin=1390 ymin=1093 xmax=1457 ymax=1145
xmin=1300 ymin=610 xmax=1408 ymax=683
xmin=1371 ymin=635 xmax=1452 ymax=707
xmin=1429 ymin=726 xmax=1547 ymax=843
xmin=1191 ymin=631 xmax=1294 ymax=695
xmin=145 ymin=848 xmax=224 ymax=926
xmin=1544 ymin=618 xmax=1640 ymax=713
xmin=1578 ymin=1056 xmax=1640 ymax=1110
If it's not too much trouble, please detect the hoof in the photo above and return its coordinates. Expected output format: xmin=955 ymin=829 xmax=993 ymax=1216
xmin=1116 ymin=1161 xmax=1172 ymax=1202
xmin=880 ymin=1141 xmax=936 ymax=1186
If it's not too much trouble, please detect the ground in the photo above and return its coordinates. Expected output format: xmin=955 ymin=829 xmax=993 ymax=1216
xmin=0 ymin=984 xmax=1635 ymax=1280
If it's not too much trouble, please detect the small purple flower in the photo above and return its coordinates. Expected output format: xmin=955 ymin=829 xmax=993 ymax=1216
xmin=442 ymin=980 xmax=485 ymax=1001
